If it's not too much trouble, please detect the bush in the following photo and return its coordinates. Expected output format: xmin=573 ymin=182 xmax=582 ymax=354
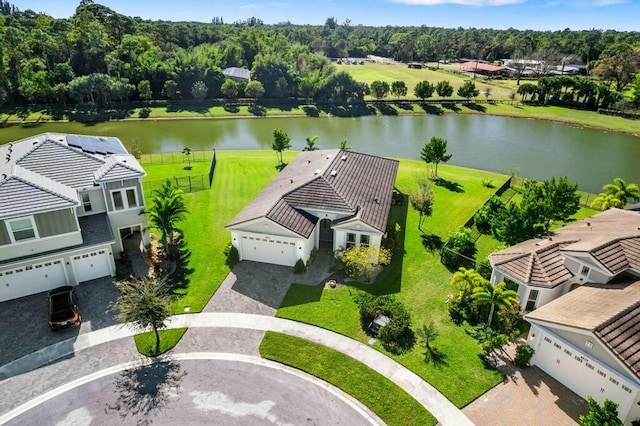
xmin=224 ymin=243 xmax=239 ymax=269
xmin=293 ymin=258 xmax=307 ymax=274
xmin=513 ymin=344 xmax=535 ymax=367
xmin=307 ymin=247 xmax=318 ymax=267
xmin=441 ymin=227 xmax=477 ymax=270
xmin=359 ymin=295 xmax=415 ymax=354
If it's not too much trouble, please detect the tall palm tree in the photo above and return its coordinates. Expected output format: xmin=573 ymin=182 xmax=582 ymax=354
xmin=590 ymin=192 xmax=624 ymax=211
xmin=147 ymin=179 xmax=188 ymax=257
xmin=602 ymin=178 xmax=640 ymax=206
xmin=472 ymin=281 xmax=519 ymax=328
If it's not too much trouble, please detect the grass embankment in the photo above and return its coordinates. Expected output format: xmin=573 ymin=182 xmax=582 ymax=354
xmin=133 ymin=328 xmax=188 ymax=357
xmin=259 ymin=332 xmax=437 ymax=426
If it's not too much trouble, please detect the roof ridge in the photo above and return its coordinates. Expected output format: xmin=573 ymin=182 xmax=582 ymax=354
xmin=596 ymin=299 xmax=640 ymax=332
xmin=95 ymin=157 xmax=143 ymax=180
xmin=16 ymin=138 xmax=105 ymax=166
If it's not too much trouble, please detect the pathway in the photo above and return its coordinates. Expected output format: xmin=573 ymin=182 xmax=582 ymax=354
xmin=0 ymin=313 xmax=472 ymax=426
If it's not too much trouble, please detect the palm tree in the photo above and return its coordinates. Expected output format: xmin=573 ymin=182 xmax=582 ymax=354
xmin=112 ymin=275 xmax=175 ymax=356
xmin=602 ymin=178 xmax=640 ymax=206
xmin=590 ymin=192 xmax=624 ymax=211
xmin=147 ymin=179 xmax=188 ymax=258
xmin=450 ymin=267 xmax=485 ymax=298
xmin=302 ymin=135 xmax=319 ymax=151
xmin=472 ymin=281 xmax=519 ymax=328
xmin=416 ymin=321 xmax=439 ymax=362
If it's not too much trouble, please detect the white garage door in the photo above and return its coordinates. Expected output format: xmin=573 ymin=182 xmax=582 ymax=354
xmin=72 ymin=249 xmax=111 ymax=283
xmin=240 ymin=235 xmax=298 ymax=266
xmin=0 ymin=259 xmax=67 ymax=302
xmin=534 ymin=331 xmax=636 ymax=416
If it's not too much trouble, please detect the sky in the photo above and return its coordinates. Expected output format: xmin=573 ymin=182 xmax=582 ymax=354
xmin=12 ymin=0 xmax=640 ymax=31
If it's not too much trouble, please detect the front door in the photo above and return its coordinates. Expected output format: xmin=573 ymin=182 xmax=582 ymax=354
xmin=319 ymin=218 xmax=333 ymax=242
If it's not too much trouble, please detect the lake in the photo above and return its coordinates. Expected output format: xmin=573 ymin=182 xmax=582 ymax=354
xmin=1 ymin=114 xmax=638 ymax=194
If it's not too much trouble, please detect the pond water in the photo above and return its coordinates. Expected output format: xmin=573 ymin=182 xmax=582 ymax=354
xmin=1 ymin=114 xmax=638 ymax=194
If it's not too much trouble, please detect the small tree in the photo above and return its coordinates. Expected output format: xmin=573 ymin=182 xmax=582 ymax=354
xmin=129 ymin=139 xmax=142 ymax=160
xmin=343 ymin=245 xmax=391 ymax=282
xmin=245 ymin=80 xmax=265 ymax=105
xmin=414 ymin=80 xmax=435 ymax=101
xmin=391 ymin=80 xmax=408 ymax=100
xmin=272 ymin=128 xmax=291 ymax=166
xmin=409 ymin=174 xmax=434 ymax=231
xmin=416 ymin=321 xmax=439 ymax=361
xmin=302 ymin=135 xmax=319 ymax=151
xmin=221 ymin=79 xmax=239 ymax=100
xmin=441 ymin=227 xmax=477 ymax=270
xmin=435 ymin=80 xmax=454 ymax=99
xmin=579 ymin=396 xmax=623 ymax=426
xmin=601 ymin=177 xmax=640 ymax=206
xmin=164 ymin=79 xmax=178 ymax=99
xmin=147 ymin=179 xmax=188 ymax=258
xmin=339 ymin=138 xmax=351 ymax=150
xmin=472 ymin=281 xmax=519 ymax=328
xmin=182 ymin=147 xmax=192 ymax=169
xmin=370 ymin=80 xmax=390 ymax=100
xmin=112 ymin=275 xmax=175 ymax=356
xmin=138 ymin=80 xmax=152 ymax=102
xmin=191 ymin=81 xmax=208 ymax=100
xmin=420 ymin=136 xmax=452 ymax=179
xmin=457 ymin=80 xmax=480 ymax=101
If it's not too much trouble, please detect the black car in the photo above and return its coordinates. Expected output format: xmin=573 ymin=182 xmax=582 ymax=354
xmin=48 ymin=286 xmax=81 ymax=331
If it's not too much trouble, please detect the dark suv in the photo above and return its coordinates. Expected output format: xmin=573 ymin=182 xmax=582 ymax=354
xmin=48 ymin=286 xmax=81 ymax=331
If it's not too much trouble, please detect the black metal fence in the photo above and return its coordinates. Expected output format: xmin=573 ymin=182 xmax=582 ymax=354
xmin=208 ymin=149 xmax=217 ymax=186
xmin=144 ymin=175 xmax=208 ymax=194
xmin=139 ymin=150 xmax=211 ymax=165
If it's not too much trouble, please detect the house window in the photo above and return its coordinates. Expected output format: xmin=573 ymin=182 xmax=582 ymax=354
xmin=580 ymin=265 xmax=590 ymax=276
xmin=82 ymin=193 xmax=92 ymax=212
xmin=526 ymin=289 xmax=539 ymax=311
xmin=111 ymin=188 xmax=139 ymax=211
xmin=346 ymin=233 xmax=356 ymax=248
xmin=360 ymin=234 xmax=370 ymax=247
xmin=7 ymin=217 xmax=37 ymax=242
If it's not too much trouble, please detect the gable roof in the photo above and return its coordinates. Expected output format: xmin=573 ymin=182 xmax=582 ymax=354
xmin=226 ymin=150 xmax=399 ymax=238
xmin=491 ymin=209 xmax=640 ymax=288
xmin=0 ymin=133 xmax=142 ymax=218
xmin=526 ymin=280 xmax=640 ymax=379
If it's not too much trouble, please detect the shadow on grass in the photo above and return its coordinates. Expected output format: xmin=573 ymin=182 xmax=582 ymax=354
xmin=373 ymin=102 xmax=398 ymax=116
xmin=435 ymin=178 xmax=464 ymax=193
xmin=166 ymin=102 xmax=210 ymax=114
xmin=394 ymin=102 xmax=414 ymax=111
xmin=170 ymin=240 xmax=194 ymax=291
xmin=249 ymin=105 xmax=266 ymax=116
xmin=464 ymin=102 xmax=487 ymax=112
xmin=420 ymin=103 xmax=444 ymax=115
xmin=278 ymin=285 xmax=324 ymax=308
xmin=302 ymin=105 xmax=320 ymax=117
xmin=322 ymin=104 xmax=376 ymax=117
xmin=441 ymin=103 xmax=462 ymax=113
xmin=275 ymin=162 xmax=287 ymax=171
xmin=106 ymin=359 xmax=185 ymax=423
xmin=423 ymin=347 xmax=449 ymax=368
xmin=421 ymin=233 xmax=443 ymax=252
xmin=223 ymin=105 xmax=240 ymax=113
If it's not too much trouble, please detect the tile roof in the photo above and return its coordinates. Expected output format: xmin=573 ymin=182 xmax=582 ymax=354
xmin=0 ymin=165 xmax=79 ymax=219
xmin=526 ymin=280 xmax=640 ymax=380
xmin=226 ymin=150 xmax=398 ymax=237
xmin=491 ymin=209 xmax=640 ymax=287
xmin=94 ymin=155 xmax=145 ymax=182
xmin=594 ymin=301 xmax=640 ymax=380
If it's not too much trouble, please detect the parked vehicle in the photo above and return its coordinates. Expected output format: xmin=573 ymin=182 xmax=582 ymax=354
xmin=48 ymin=286 xmax=81 ymax=331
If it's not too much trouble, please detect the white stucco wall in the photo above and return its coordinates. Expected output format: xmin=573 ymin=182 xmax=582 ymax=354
xmin=76 ymin=188 xmax=107 ymax=217
xmin=0 ymin=231 xmax=83 ymax=260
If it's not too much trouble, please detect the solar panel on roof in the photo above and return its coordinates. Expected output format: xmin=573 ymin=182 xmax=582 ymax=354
xmin=66 ymin=135 xmax=127 ymax=155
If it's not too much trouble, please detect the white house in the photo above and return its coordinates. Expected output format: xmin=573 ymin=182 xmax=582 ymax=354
xmin=0 ymin=133 xmax=149 ymax=302
xmin=489 ymin=209 xmax=640 ymax=424
xmin=226 ymin=149 xmax=399 ymax=267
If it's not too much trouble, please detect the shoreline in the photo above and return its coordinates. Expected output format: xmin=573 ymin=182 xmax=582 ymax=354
xmin=1 ymin=105 xmax=639 ymax=138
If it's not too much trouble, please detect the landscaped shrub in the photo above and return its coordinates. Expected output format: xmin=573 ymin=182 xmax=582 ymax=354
xmin=224 ymin=243 xmax=239 ymax=269
xmin=474 ymin=196 xmax=505 ymax=235
xmin=513 ymin=344 xmax=535 ymax=367
xmin=343 ymin=245 xmax=392 ymax=282
xmin=359 ymin=295 xmax=415 ymax=354
xmin=293 ymin=258 xmax=307 ymax=274
xmin=306 ymin=247 xmax=318 ymax=267
xmin=441 ymin=227 xmax=477 ymax=270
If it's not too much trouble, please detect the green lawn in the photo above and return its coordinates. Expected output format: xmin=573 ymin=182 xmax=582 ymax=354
xmin=277 ymin=160 xmax=508 ymax=407
xmin=259 ymin=332 xmax=437 ymax=426
xmin=133 ymin=328 xmax=188 ymax=356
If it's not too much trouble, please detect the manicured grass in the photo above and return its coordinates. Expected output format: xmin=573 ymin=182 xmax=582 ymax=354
xmin=142 ymin=150 xmax=298 ymax=313
xmin=259 ymin=331 xmax=437 ymax=426
xmin=133 ymin=328 xmax=188 ymax=356
xmin=277 ymin=160 xmax=508 ymax=408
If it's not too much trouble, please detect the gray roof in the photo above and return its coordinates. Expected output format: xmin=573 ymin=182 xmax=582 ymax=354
xmin=223 ymin=67 xmax=250 ymax=80
xmin=0 ymin=133 xmax=143 ymax=218
xmin=227 ymin=150 xmax=398 ymax=237
xmin=491 ymin=209 xmax=640 ymax=288
xmin=0 ymin=213 xmax=114 ymax=265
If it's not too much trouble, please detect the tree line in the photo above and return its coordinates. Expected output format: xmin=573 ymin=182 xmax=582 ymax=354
xmin=1 ymin=0 xmax=640 ymax=107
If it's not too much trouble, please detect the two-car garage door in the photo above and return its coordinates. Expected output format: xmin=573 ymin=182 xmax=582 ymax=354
xmin=240 ymin=235 xmax=298 ymax=266
xmin=0 ymin=259 xmax=66 ymax=302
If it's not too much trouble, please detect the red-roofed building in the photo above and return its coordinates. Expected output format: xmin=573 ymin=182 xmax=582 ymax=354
xmin=460 ymin=61 xmax=506 ymax=76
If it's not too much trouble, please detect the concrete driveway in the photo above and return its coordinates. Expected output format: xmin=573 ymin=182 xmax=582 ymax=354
xmin=0 ymin=277 xmax=119 ymax=366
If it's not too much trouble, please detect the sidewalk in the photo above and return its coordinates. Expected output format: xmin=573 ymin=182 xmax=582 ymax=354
xmin=0 ymin=313 xmax=472 ymax=426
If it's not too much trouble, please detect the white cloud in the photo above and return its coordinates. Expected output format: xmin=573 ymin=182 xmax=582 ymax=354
xmin=239 ymin=4 xmax=261 ymax=11
xmin=390 ymin=0 xmax=526 ymax=5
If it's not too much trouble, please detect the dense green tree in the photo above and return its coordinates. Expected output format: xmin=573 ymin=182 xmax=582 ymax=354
xmin=244 ymin=80 xmax=264 ymax=104
xmin=370 ymin=80 xmax=390 ymax=100
xmin=316 ymin=71 xmax=365 ymax=106
xmin=414 ymin=80 xmax=434 ymax=101
xmin=457 ymin=80 xmax=480 ymax=101
xmin=390 ymin=80 xmax=407 ymax=100
xmin=220 ymin=79 xmax=239 ymax=99
xmin=420 ymin=136 xmax=452 ymax=178
xmin=191 ymin=80 xmax=208 ymax=100
xmin=472 ymin=281 xmax=519 ymax=328
xmin=252 ymin=53 xmax=294 ymax=98
xmin=592 ymin=43 xmax=640 ymax=91
xmin=579 ymin=396 xmax=622 ymax=426
xmin=137 ymin=79 xmax=152 ymax=101
xmin=435 ymin=80 xmax=453 ymax=99
xmin=441 ymin=227 xmax=477 ymax=270
xmin=521 ymin=176 xmax=580 ymax=233
xmin=272 ymin=128 xmax=291 ymax=165
xmin=163 ymin=79 xmax=178 ymax=99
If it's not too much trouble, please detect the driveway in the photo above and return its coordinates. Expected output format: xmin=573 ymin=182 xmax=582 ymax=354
xmin=0 ymin=277 xmax=119 ymax=366
xmin=4 ymin=356 xmax=381 ymax=426
xmin=463 ymin=338 xmax=588 ymax=425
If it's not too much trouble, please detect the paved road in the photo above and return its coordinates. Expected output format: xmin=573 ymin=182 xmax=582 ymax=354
xmin=4 ymin=355 xmax=379 ymax=426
